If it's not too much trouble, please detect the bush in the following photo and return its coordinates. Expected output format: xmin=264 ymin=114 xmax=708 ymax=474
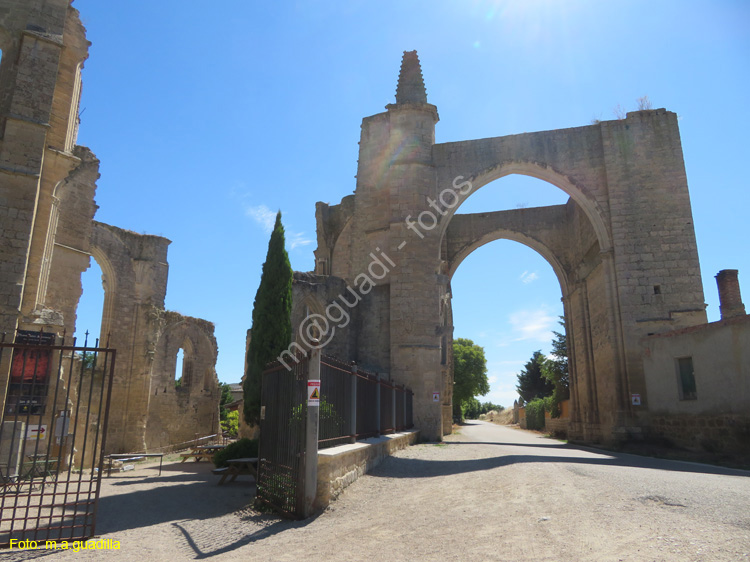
xmin=213 ymin=438 xmax=258 ymax=468
xmin=525 ymin=398 xmax=546 ymax=430
xmin=221 ymin=410 xmax=239 ymax=437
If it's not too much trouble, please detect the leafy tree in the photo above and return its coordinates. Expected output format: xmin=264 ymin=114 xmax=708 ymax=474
xmin=243 ymin=211 xmax=293 ymax=426
xmin=540 ymin=321 xmax=569 ymax=417
xmin=219 ymin=382 xmax=234 ymax=422
xmin=462 ymin=399 xmax=504 ymax=420
xmin=452 ymin=338 xmax=490 ymax=421
xmin=516 ymin=350 xmax=554 ymax=403
xmin=221 ymin=410 xmax=239 ymax=437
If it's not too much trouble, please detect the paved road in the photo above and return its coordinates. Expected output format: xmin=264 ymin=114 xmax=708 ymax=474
xmin=8 ymin=422 xmax=750 ymax=561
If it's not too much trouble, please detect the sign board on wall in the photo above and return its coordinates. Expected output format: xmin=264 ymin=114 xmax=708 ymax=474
xmin=26 ymin=425 xmax=46 ymax=440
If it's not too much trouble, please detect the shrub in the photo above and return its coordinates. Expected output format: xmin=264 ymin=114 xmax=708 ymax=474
xmin=213 ymin=438 xmax=258 ymax=468
xmin=525 ymin=398 xmax=546 ymax=431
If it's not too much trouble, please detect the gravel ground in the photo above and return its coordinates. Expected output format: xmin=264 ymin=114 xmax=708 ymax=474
xmin=4 ymin=422 xmax=750 ymax=561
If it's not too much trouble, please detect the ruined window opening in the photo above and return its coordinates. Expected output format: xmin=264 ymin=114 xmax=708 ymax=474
xmin=74 ymin=257 xmax=106 ymax=344
xmin=175 ymin=342 xmax=194 ymax=390
xmin=653 ymin=285 xmax=661 ymax=295
xmin=175 ymin=348 xmax=185 ymax=389
xmin=676 ymin=356 xmax=697 ymax=400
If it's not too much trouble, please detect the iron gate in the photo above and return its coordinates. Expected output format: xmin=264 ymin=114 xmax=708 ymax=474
xmin=256 ymin=356 xmax=308 ymax=518
xmin=0 ymin=330 xmax=115 ymax=547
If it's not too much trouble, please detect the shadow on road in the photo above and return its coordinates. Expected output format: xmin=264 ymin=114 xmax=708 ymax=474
xmin=172 ymin=511 xmax=319 ymax=559
xmin=368 ymin=440 xmax=750 ymax=479
xmin=94 ymin=465 xmax=256 ymax=536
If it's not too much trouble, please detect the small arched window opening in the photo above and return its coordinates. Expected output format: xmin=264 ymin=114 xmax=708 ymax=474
xmin=175 ymin=348 xmax=185 ymax=389
xmin=175 ymin=339 xmax=195 ymax=390
xmin=74 ymin=256 xmax=106 ymax=345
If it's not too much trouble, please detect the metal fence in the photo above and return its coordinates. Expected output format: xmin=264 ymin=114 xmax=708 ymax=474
xmin=0 ymin=330 xmax=116 ymax=547
xmin=257 ymin=351 xmax=414 ymax=519
xmin=317 ymin=356 xmax=352 ymax=449
xmin=256 ymin=356 xmax=308 ymax=518
xmin=319 ymin=355 xmax=413 ymax=449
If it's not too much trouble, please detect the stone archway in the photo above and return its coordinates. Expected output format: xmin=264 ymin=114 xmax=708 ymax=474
xmin=441 ymin=192 xmax=603 ymax=439
xmin=303 ymin=50 xmax=708 ymax=444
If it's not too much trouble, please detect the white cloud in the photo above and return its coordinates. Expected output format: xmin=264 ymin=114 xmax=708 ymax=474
xmin=244 ymin=205 xmax=312 ymax=251
xmin=289 ymin=232 xmax=314 ymax=250
xmin=507 ymin=308 xmax=556 ymax=343
xmin=245 ymin=204 xmax=276 ymax=233
xmin=519 ymin=270 xmax=539 ymax=284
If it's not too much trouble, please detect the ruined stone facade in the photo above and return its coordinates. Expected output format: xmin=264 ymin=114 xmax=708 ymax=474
xmin=0 ymin=1 xmax=219 ymax=453
xmin=296 ymin=51 xmax=716 ymax=444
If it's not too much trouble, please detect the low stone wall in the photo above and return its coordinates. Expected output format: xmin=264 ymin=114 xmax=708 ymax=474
xmin=647 ymin=414 xmax=750 ymax=454
xmin=315 ymin=430 xmax=419 ymax=510
xmin=544 ymin=417 xmax=569 ymax=437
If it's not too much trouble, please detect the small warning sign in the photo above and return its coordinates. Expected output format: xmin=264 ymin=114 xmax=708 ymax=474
xmin=308 ymin=380 xmax=321 ymax=406
xmin=433 ymin=392 xmax=440 ymax=403
xmin=631 ymin=394 xmax=641 ymax=406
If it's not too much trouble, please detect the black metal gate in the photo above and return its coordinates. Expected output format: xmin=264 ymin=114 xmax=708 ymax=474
xmin=0 ymin=330 xmax=115 ymax=547
xmin=256 ymin=357 xmax=307 ymax=518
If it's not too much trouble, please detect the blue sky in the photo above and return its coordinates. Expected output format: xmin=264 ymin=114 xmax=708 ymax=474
xmin=72 ymin=1 xmax=750 ymax=408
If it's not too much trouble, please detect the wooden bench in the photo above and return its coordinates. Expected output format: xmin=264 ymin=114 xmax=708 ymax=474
xmin=180 ymin=445 xmax=224 ymax=463
xmin=216 ymin=457 xmax=257 ymax=485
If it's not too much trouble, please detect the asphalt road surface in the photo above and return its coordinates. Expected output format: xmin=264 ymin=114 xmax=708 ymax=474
xmin=7 ymin=421 xmax=750 ymax=561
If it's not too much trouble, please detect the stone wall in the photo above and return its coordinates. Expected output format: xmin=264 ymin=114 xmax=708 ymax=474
xmin=0 ymin=0 xmax=220 ymax=454
xmin=641 ymin=314 xmax=750 ymax=453
xmin=315 ymin=430 xmax=419 ymax=510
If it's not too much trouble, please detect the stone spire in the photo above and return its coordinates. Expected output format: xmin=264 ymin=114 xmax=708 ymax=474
xmin=395 ymin=50 xmax=428 ymax=104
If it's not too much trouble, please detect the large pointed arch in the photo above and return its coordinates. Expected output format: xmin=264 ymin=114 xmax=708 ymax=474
xmin=436 ymin=161 xmax=611 ymax=254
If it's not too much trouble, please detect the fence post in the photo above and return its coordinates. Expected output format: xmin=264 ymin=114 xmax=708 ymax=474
xmin=304 ymin=346 xmax=321 ymax=518
xmin=375 ymin=375 xmax=381 ymax=437
xmin=391 ymin=383 xmax=396 ymax=433
xmin=403 ymin=388 xmax=408 ymax=430
xmin=349 ymin=363 xmax=357 ymax=444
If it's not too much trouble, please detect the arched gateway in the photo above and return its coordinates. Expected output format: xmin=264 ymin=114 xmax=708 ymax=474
xmin=296 ymin=51 xmax=707 ymax=444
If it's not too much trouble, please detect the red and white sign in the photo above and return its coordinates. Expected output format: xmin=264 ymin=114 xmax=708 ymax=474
xmin=433 ymin=392 xmax=440 ymax=403
xmin=308 ymin=380 xmax=321 ymax=406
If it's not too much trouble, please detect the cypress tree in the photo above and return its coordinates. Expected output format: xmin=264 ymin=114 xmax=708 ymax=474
xmin=243 ymin=211 xmax=293 ymax=425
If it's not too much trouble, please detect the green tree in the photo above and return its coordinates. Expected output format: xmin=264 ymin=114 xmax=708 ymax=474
xmin=221 ymin=410 xmax=239 ymax=437
xmin=540 ymin=321 xmax=569 ymax=417
xmin=463 ymin=400 xmax=505 ymax=420
xmin=243 ymin=211 xmax=293 ymax=426
xmin=452 ymin=338 xmax=490 ymax=421
xmin=516 ymin=350 xmax=554 ymax=403
xmin=219 ymin=382 xmax=234 ymax=422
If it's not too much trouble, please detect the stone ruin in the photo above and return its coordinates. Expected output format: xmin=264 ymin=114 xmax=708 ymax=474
xmin=0 ymin=0 xmax=220 ymax=453
xmin=290 ymin=51 xmax=749 ymax=452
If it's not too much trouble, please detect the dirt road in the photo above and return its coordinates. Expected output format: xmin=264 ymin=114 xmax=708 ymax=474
xmin=8 ymin=422 xmax=750 ymax=561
